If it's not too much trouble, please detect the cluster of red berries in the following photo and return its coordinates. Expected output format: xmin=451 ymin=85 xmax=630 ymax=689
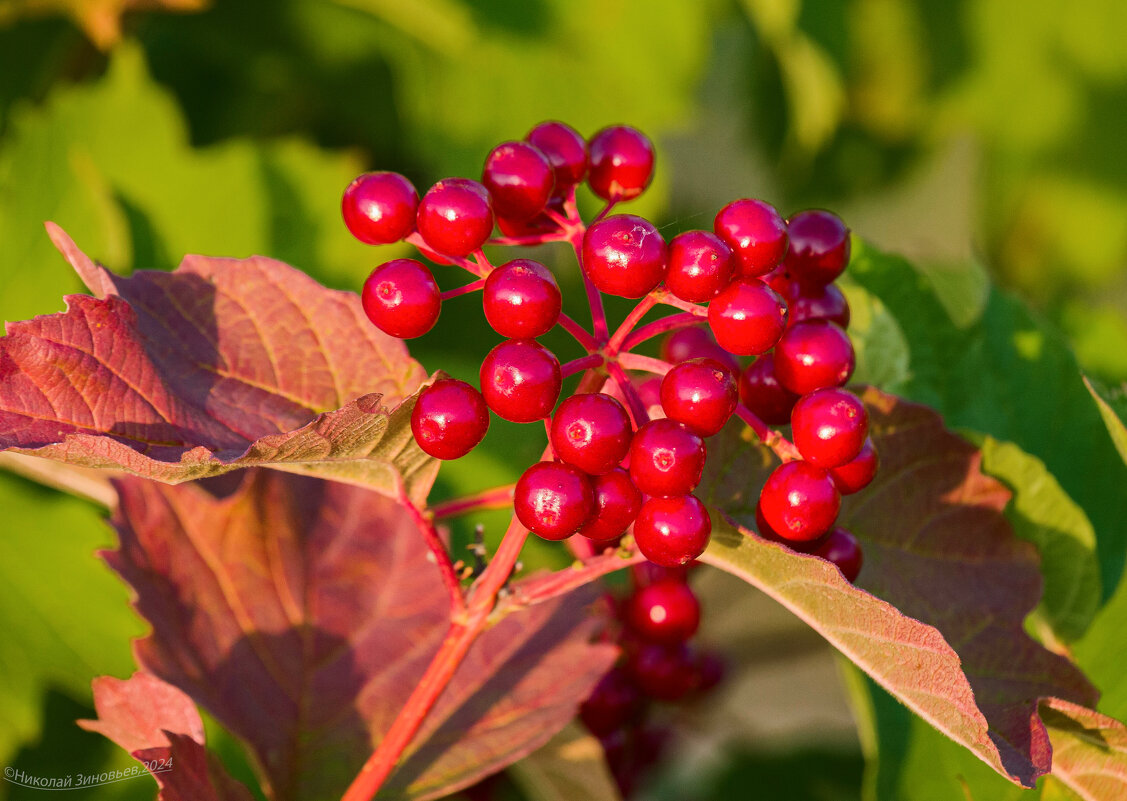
xmin=581 ymin=563 xmax=721 ymax=795
xmin=341 ymin=120 xmax=873 ymax=579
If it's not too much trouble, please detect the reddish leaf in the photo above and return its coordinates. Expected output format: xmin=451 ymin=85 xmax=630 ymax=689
xmin=1040 ymin=698 xmax=1127 ymax=801
xmin=105 ymin=470 xmax=616 ymax=801
xmin=0 ymin=225 xmax=436 ymax=503
xmin=78 ymin=671 xmax=254 ymax=801
xmin=700 ymin=387 xmax=1096 ymax=787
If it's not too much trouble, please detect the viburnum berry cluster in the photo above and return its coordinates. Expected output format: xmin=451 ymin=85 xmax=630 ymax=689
xmin=580 ymin=562 xmax=722 ymax=795
xmin=341 ymin=121 xmax=875 ymax=578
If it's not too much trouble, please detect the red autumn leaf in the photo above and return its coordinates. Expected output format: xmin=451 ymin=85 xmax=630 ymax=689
xmin=78 ymin=671 xmax=255 ymax=801
xmin=1040 ymin=698 xmax=1127 ymax=800
xmin=699 ymin=387 xmax=1097 ymax=787
xmin=0 ymin=225 xmax=436 ymax=504
xmin=104 ymin=470 xmax=617 ymax=801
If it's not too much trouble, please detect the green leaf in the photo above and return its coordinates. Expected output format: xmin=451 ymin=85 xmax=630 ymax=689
xmin=0 ymin=472 xmax=143 ymax=766
xmin=849 ymin=239 xmax=1127 ymax=599
xmin=840 ymin=280 xmax=910 ymax=393
xmin=972 ymin=436 xmax=1101 ymax=642
xmin=1083 ymin=376 xmax=1127 ymax=468
xmin=508 ymin=722 xmax=622 ymax=801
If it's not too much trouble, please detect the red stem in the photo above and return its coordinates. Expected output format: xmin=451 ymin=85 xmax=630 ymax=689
xmin=620 ymin=312 xmax=703 ymax=352
xmin=503 ymin=546 xmax=647 ymax=610
xmin=397 ymin=482 xmax=465 ymax=615
xmin=607 ymin=293 xmax=659 ymax=355
xmin=430 ymin=485 xmax=515 ymax=520
xmin=656 ymin=292 xmax=709 ymax=317
xmin=617 ymin=352 xmax=672 ymax=377
xmin=405 ymin=233 xmax=486 ymax=277
xmin=606 ymin=361 xmax=649 ymax=427
xmin=440 ymin=279 xmax=484 ymax=301
xmin=564 ymin=224 xmax=609 ymax=344
xmin=556 ymin=312 xmax=599 ymax=352
xmin=487 ymin=232 xmax=567 ymax=247
xmin=591 ymin=200 xmax=617 ymax=224
xmin=561 ymin=353 xmax=605 ymax=379
xmin=735 ymin=403 xmax=801 ymax=462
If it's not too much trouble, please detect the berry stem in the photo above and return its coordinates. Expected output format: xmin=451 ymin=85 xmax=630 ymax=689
xmin=556 ymin=312 xmax=600 ymax=352
xmin=487 ymin=232 xmax=568 ymax=247
xmin=734 ymin=402 xmax=801 ymax=462
xmin=341 ymin=515 xmax=532 ymax=801
xmin=397 ymin=481 xmax=465 ymax=615
xmin=430 ymin=484 xmax=515 ymax=520
xmin=440 ymin=279 xmax=485 ymax=300
xmin=591 ymin=200 xmax=617 ymax=224
xmin=561 ymin=353 xmax=605 ymax=379
xmin=606 ymin=361 xmax=649 ymax=427
xmin=563 ymin=222 xmax=609 ymax=344
xmin=502 ymin=545 xmax=647 ymax=610
xmin=655 ymin=291 xmax=709 ymax=317
xmin=619 ymin=312 xmax=703 ymax=353
xmin=617 ymin=352 xmax=672 ymax=376
xmin=606 ymin=293 xmax=659 ymax=355
xmin=405 ymin=233 xmax=487 ymax=277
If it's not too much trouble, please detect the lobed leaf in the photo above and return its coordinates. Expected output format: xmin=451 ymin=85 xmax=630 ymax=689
xmin=79 ymin=671 xmax=255 ymax=801
xmin=699 ymin=387 xmax=1096 ymax=787
xmin=105 ymin=470 xmax=616 ymax=801
xmin=0 ymin=226 xmax=436 ymax=504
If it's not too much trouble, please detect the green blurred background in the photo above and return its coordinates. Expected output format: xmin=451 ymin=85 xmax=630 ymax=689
xmin=2 ymin=0 xmax=1127 ymax=799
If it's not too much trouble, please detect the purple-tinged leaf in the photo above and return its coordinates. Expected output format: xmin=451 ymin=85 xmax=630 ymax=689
xmin=700 ymin=387 xmax=1096 ymax=787
xmin=105 ymin=470 xmax=616 ymax=801
xmin=1041 ymin=699 xmax=1127 ymax=801
xmin=78 ymin=671 xmax=255 ymax=801
xmin=0 ymin=225 xmax=435 ymax=503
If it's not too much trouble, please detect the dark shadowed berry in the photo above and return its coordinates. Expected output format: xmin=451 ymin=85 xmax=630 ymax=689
xmin=739 ymin=353 xmax=801 ymax=425
xmin=784 ymin=209 xmax=851 ymax=286
xmin=625 ymin=580 xmax=700 ymax=644
xmin=812 ymin=526 xmax=864 ymax=583
xmin=660 ymin=326 xmax=740 ymax=373
xmin=578 ymin=468 xmax=643 ymax=542
xmin=830 ymin=437 xmax=879 ymax=494
xmin=580 ymin=667 xmax=642 ymax=736
xmin=527 ymin=121 xmax=588 ymax=195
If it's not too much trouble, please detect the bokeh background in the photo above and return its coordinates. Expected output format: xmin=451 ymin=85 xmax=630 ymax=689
xmin=2 ymin=1 xmax=1126 ymax=799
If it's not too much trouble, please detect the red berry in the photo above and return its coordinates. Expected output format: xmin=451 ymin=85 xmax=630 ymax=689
xmin=579 ymin=667 xmax=642 ymax=736
xmin=660 ymin=326 xmax=740 ymax=373
xmin=631 ymin=561 xmax=690 ymax=586
xmin=479 ymin=339 xmax=561 ymax=423
xmin=550 ymin=393 xmax=633 ymax=475
xmin=713 ymin=198 xmax=788 ymax=277
xmin=625 ymin=580 xmax=700 ymax=644
xmin=665 ymin=230 xmax=734 ymax=302
xmin=627 ymin=642 xmax=698 ymax=701
xmin=707 ymin=278 xmax=788 ymax=356
xmin=587 ymin=125 xmax=655 ymax=202
xmin=360 ymin=258 xmax=440 ymax=338
xmin=759 ymin=460 xmax=841 ymax=542
xmin=739 ymin=353 xmax=800 ymax=425
xmin=514 ymin=461 xmax=595 ymax=540
xmin=788 ymin=282 xmax=851 ymax=328
xmin=410 ymin=379 xmax=489 ymax=460
xmin=633 ymin=494 xmax=711 ymax=567
xmin=482 ymin=259 xmax=561 ymax=338
xmin=791 ymin=388 xmax=869 ymax=468
xmin=784 ymin=210 xmax=851 ymax=286
xmin=812 ymin=526 xmax=864 ymax=582
xmin=582 ymin=214 xmax=667 ymax=298
xmin=416 ymin=178 xmax=494 ymax=257
xmin=660 ymin=358 xmax=738 ymax=437
xmin=629 ymin=419 xmax=707 ymax=497
xmin=578 ymin=468 xmax=643 ymax=542
xmin=829 ymin=437 xmax=879 ymax=494
xmin=753 ymin=502 xmax=827 ymax=551
xmin=341 ymin=172 xmax=418 ymax=245
xmin=527 ymin=120 xmax=588 ymax=195
xmin=774 ymin=319 xmax=855 ymax=395
xmin=482 ymin=141 xmax=555 ymax=222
